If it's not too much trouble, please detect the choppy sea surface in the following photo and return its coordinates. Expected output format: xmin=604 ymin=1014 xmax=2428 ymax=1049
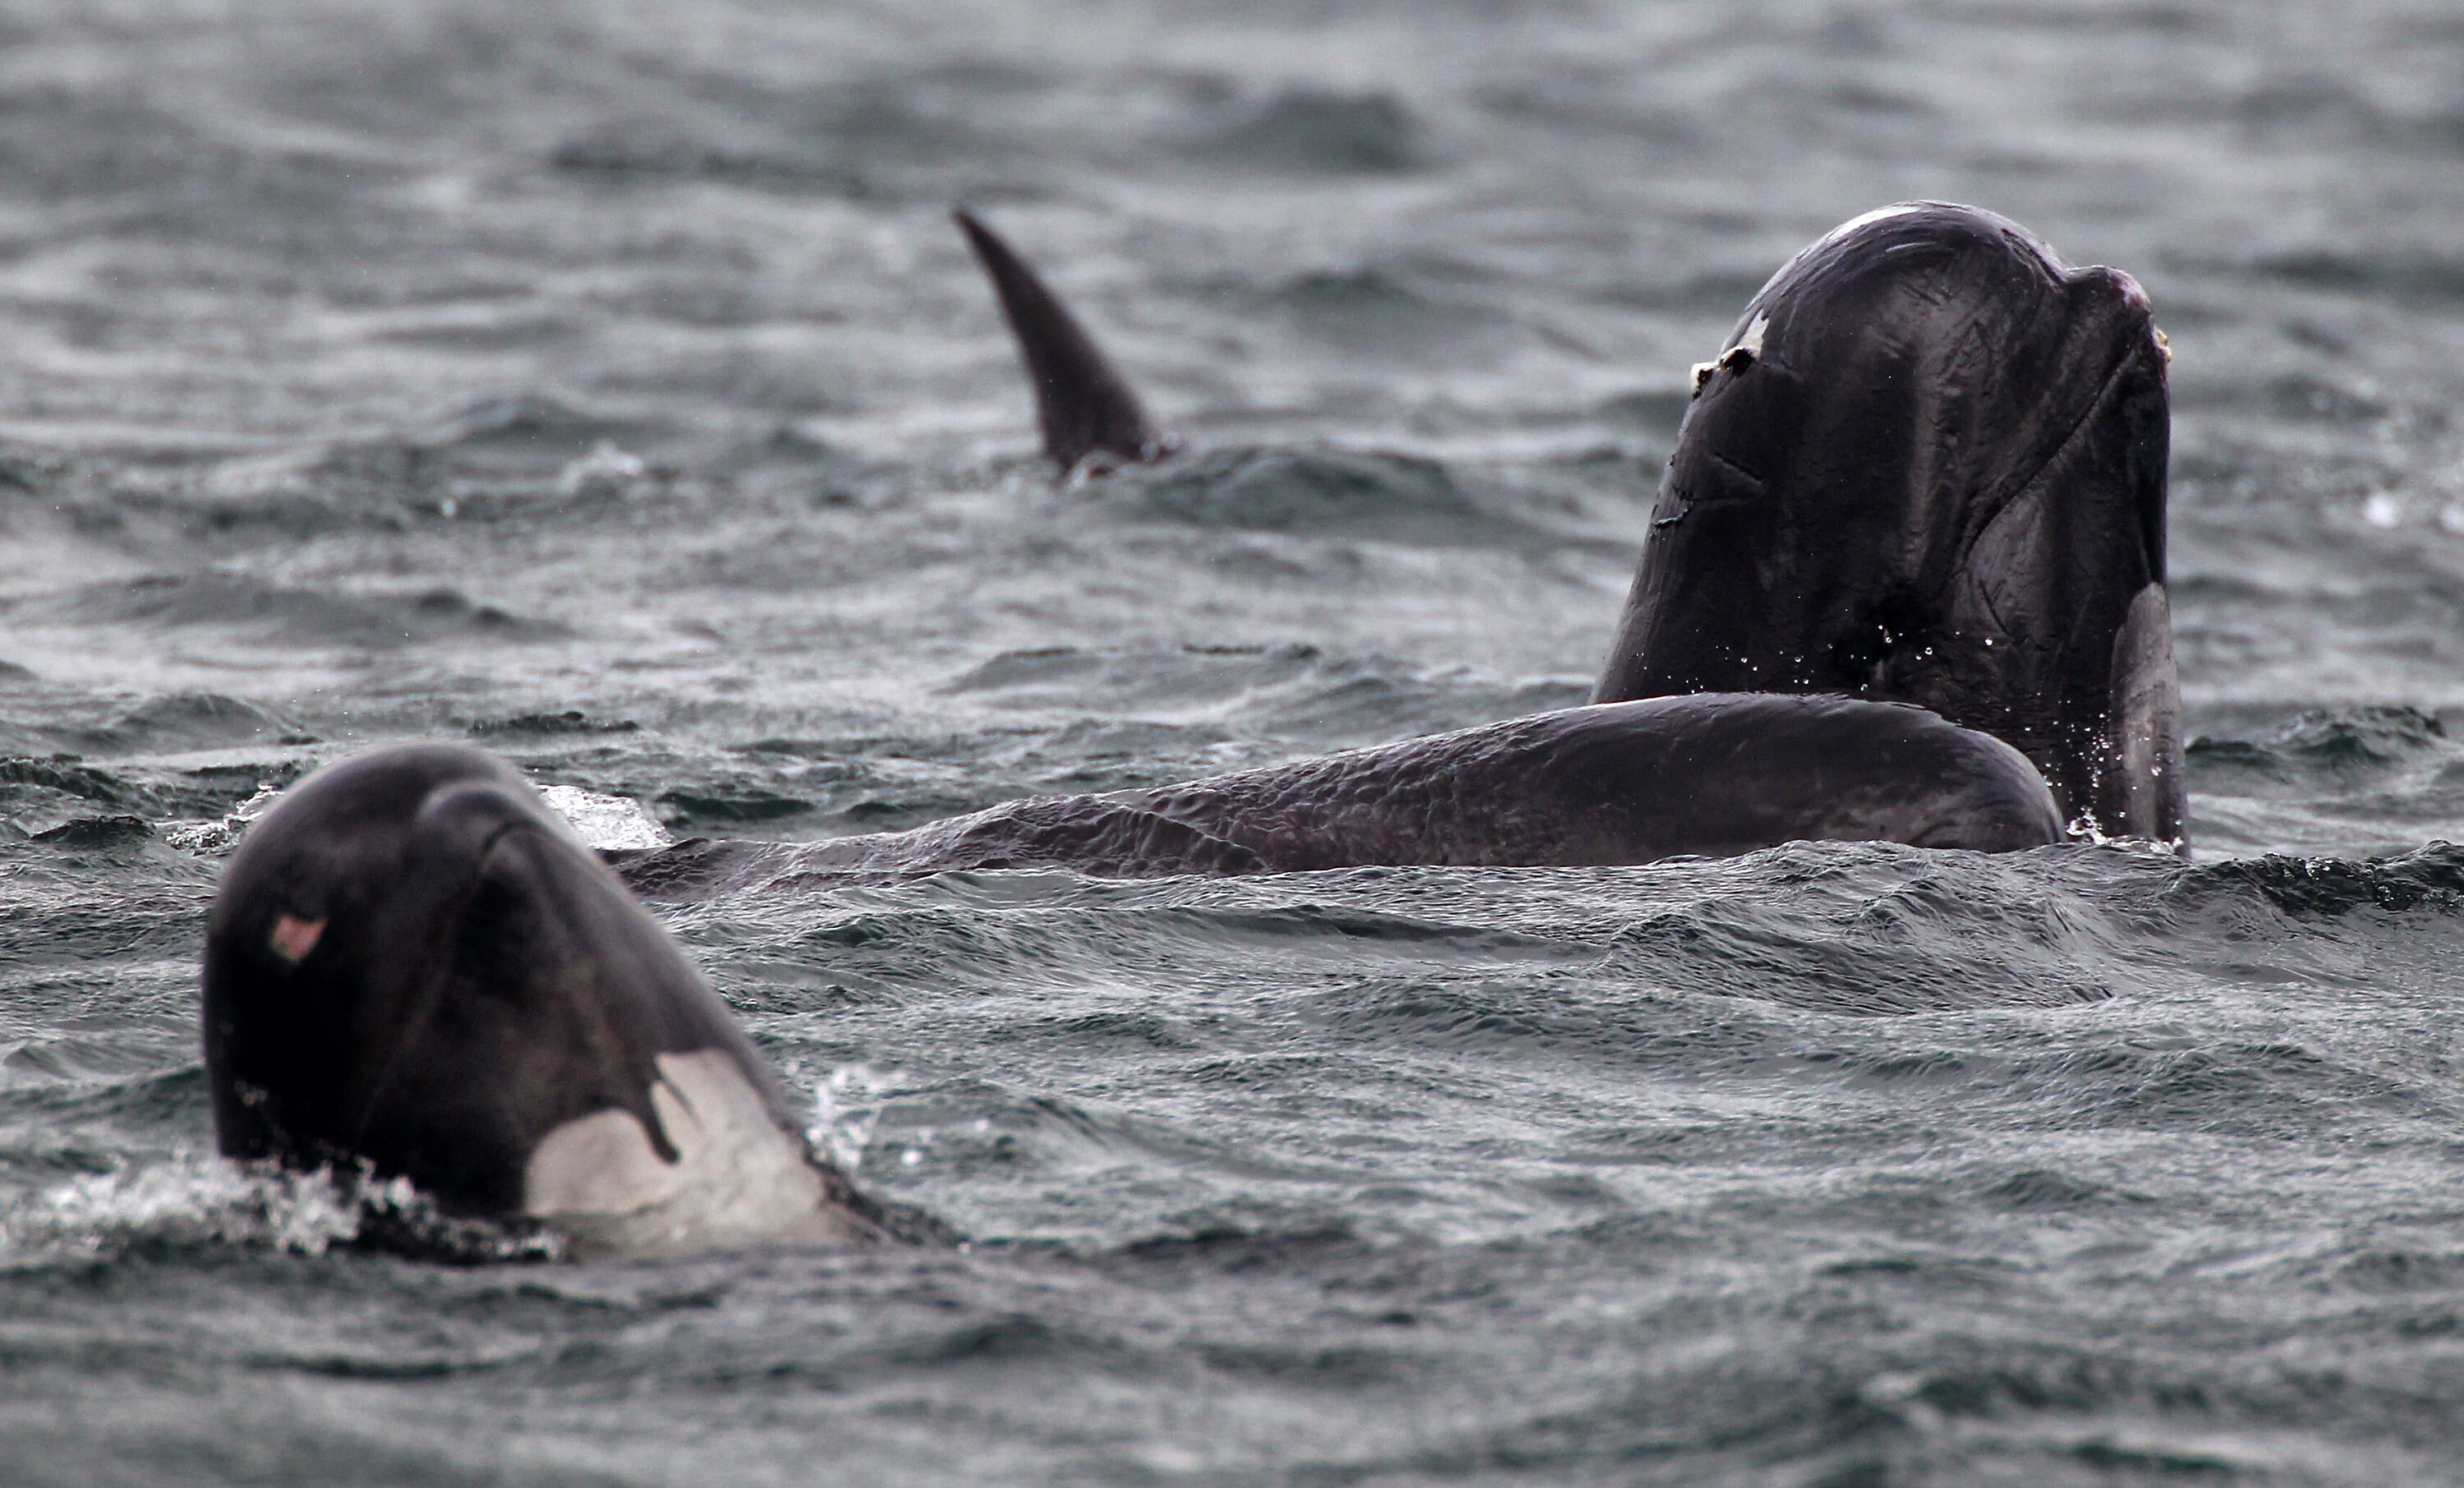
xmin=6 ymin=2 xmax=2464 ymax=1482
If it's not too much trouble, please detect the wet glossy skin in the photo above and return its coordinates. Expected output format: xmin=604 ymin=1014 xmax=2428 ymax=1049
xmin=201 ymin=743 xmax=884 ymax=1239
xmin=614 ymin=694 xmax=2063 ymax=898
xmin=1594 ymin=203 xmax=2184 ymax=843
xmin=195 ymin=204 xmax=2154 ymax=1254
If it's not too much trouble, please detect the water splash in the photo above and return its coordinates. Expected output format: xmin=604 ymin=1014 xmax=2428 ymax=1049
xmin=807 ymin=1061 xmax=905 ymax=1173
xmin=2 ymin=1155 xmax=359 ymax=1265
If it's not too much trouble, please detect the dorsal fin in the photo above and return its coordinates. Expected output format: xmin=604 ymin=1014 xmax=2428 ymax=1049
xmin=953 ymin=208 xmax=1174 ymax=473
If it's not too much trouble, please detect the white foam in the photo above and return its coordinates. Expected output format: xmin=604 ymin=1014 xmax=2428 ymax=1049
xmin=166 ymin=780 xmax=669 ymax=856
xmin=557 ymin=439 xmax=650 ymax=499
xmin=2 ymin=1154 xmax=360 ymax=1265
xmin=162 ymin=783 xmax=288 ymax=855
xmin=536 ymin=783 xmax=671 ymax=852
xmin=808 ymin=1061 xmax=904 ymax=1173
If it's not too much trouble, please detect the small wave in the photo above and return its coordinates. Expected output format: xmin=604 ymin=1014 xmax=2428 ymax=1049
xmin=0 ymin=755 xmax=152 ymax=811
xmin=1180 ymin=88 xmax=1430 ymax=173
xmin=26 ymin=815 xmax=151 ymax=848
xmin=938 ymin=640 xmax=1587 ymax=746
xmin=2248 ymin=250 xmax=2464 ymax=306
xmin=1262 ymin=266 xmax=1511 ymax=357
xmin=1098 ymin=446 xmax=1531 ymax=544
xmin=549 ymin=117 xmax=876 ymax=198
xmin=467 ymin=710 xmax=640 ymax=738
xmin=2275 ymin=705 xmax=2448 ymax=767
xmin=2184 ymin=841 xmax=2464 ymax=916
xmin=1975 ymin=1167 xmax=2146 ymax=1211
xmin=656 ymin=784 xmax=816 ymax=826
xmin=48 ymin=574 xmax=572 ymax=648
xmin=67 ymin=692 xmax=308 ymax=755
xmin=414 ymin=392 xmax=672 ymax=465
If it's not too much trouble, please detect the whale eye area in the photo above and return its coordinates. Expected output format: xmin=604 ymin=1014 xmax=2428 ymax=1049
xmin=1690 ymin=343 xmax=1760 ymax=394
xmin=268 ymin=914 xmax=325 ymax=964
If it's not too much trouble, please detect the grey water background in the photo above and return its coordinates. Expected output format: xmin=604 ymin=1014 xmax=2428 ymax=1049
xmin=5 ymin=0 xmax=2464 ymax=1481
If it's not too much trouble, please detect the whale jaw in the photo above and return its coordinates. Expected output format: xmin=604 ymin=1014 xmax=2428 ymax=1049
xmin=525 ymin=1049 xmax=875 ymax=1260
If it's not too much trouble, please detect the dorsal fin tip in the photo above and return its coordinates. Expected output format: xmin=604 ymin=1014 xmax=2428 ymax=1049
xmin=951 ymin=206 xmax=1173 ymax=475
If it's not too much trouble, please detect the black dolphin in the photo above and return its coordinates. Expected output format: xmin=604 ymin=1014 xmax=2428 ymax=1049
xmin=954 ymin=202 xmax=2182 ymax=845
xmin=201 ymin=742 xmax=889 ymax=1256
xmin=1594 ymin=204 xmax=2182 ymax=844
xmin=615 ymin=693 xmax=2061 ymax=897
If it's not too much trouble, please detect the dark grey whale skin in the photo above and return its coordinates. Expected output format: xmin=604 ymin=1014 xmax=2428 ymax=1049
xmin=200 ymin=742 xmax=885 ymax=1235
xmin=954 ymin=207 xmax=1176 ymax=474
xmin=958 ymin=201 xmax=2184 ymax=844
xmin=614 ymin=694 xmax=2061 ymax=899
xmin=1594 ymin=203 xmax=2184 ymax=845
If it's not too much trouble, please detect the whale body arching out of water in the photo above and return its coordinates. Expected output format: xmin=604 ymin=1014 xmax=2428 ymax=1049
xmin=202 ymin=200 xmax=2184 ymax=1255
xmin=956 ymin=200 xmax=2183 ymax=847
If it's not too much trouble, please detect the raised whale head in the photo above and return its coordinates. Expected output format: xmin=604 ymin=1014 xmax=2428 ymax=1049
xmin=201 ymin=742 xmax=884 ymax=1257
xmin=1596 ymin=202 xmax=2183 ymax=845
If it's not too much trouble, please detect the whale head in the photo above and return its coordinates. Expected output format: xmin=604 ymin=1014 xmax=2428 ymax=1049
xmin=1597 ymin=201 xmax=2181 ymax=844
xmin=201 ymin=742 xmax=884 ymax=1257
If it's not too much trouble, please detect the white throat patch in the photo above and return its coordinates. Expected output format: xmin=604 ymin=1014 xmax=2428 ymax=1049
xmin=523 ymin=1049 xmax=872 ymax=1258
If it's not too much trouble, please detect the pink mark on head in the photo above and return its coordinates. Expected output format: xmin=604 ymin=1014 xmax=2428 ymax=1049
xmin=269 ymin=914 xmax=326 ymax=963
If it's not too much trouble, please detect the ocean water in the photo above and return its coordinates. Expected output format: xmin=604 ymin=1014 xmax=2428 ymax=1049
xmin=5 ymin=2 xmax=2464 ymax=1482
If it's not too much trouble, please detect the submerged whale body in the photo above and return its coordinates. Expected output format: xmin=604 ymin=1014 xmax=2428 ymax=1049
xmin=201 ymin=742 xmax=890 ymax=1256
xmin=615 ymin=693 xmax=2062 ymax=897
xmin=956 ymin=202 xmax=2185 ymax=845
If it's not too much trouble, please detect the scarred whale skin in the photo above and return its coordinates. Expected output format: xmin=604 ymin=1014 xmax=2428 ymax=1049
xmin=201 ymin=742 xmax=889 ymax=1256
xmin=614 ymin=693 xmax=2062 ymax=898
xmin=1593 ymin=202 xmax=2184 ymax=845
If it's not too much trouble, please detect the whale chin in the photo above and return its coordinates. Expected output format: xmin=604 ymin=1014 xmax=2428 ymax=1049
xmin=523 ymin=1049 xmax=875 ymax=1260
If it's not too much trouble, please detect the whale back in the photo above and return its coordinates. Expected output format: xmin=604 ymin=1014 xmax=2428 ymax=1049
xmin=614 ymin=694 xmax=2064 ymax=898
